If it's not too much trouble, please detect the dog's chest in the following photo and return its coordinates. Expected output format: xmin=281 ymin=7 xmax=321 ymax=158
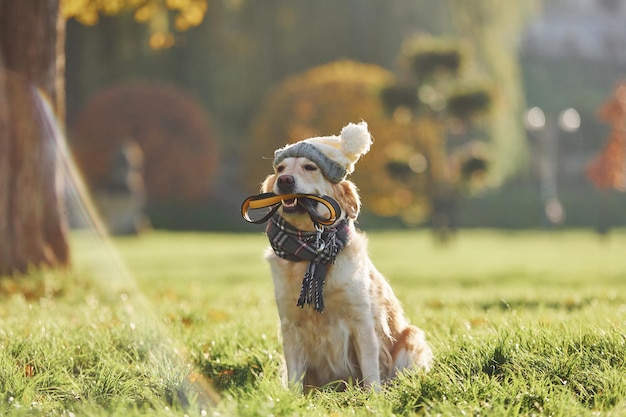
xmin=267 ymin=252 xmax=372 ymax=362
xmin=269 ymin=256 xmax=360 ymax=372
xmin=266 ymin=249 xmax=359 ymax=312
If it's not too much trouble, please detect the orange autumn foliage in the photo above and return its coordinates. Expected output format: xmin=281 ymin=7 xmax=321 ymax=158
xmin=586 ymin=82 xmax=626 ymax=191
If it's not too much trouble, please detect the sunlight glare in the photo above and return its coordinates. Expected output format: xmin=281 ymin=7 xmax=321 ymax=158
xmin=33 ymin=88 xmax=219 ymax=410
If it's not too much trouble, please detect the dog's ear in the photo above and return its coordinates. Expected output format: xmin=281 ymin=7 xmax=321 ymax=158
xmin=333 ymin=180 xmax=361 ymax=220
xmin=261 ymin=174 xmax=276 ymax=193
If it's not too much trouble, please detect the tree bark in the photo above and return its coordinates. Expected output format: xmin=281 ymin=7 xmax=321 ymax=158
xmin=0 ymin=0 xmax=70 ymax=275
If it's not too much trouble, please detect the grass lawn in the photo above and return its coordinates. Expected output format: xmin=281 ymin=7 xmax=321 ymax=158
xmin=1 ymin=228 xmax=625 ymax=416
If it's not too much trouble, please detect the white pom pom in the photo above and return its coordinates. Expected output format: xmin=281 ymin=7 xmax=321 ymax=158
xmin=340 ymin=121 xmax=372 ymax=158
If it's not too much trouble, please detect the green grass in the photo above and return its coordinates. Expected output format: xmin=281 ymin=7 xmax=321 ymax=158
xmin=1 ymin=229 xmax=626 ymax=416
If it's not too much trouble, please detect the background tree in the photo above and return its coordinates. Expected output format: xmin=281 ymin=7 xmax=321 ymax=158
xmin=0 ymin=0 xmax=69 ymax=275
xmin=62 ymin=0 xmax=208 ymax=46
xmin=381 ymin=36 xmax=491 ymax=233
xmin=447 ymin=0 xmax=539 ymax=184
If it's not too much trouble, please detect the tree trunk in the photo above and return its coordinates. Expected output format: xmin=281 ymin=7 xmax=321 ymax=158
xmin=0 ymin=0 xmax=70 ymax=275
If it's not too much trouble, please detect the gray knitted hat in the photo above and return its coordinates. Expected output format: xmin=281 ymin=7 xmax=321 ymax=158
xmin=273 ymin=121 xmax=372 ymax=183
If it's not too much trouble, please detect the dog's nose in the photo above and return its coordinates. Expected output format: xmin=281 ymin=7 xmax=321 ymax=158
xmin=277 ymin=175 xmax=295 ymax=193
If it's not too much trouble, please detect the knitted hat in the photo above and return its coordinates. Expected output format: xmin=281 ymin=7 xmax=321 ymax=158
xmin=273 ymin=121 xmax=372 ymax=183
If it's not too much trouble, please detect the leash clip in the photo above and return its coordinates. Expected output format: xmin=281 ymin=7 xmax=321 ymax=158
xmin=314 ymin=223 xmax=326 ymax=252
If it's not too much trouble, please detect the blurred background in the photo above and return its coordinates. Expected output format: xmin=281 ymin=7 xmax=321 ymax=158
xmin=62 ymin=0 xmax=626 ymax=234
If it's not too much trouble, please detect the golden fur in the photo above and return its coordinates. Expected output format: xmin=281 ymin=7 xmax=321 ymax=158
xmin=262 ymin=157 xmax=433 ymax=391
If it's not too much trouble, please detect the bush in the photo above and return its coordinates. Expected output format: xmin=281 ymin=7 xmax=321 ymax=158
xmin=71 ymin=81 xmax=219 ymax=203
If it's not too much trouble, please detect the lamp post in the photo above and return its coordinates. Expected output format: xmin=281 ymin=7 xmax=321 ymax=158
xmin=525 ymin=106 xmax=581 ymax=225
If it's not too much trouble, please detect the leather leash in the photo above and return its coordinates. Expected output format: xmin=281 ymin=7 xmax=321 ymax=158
xmin=241 ymin=193 xmax=341 ymax=226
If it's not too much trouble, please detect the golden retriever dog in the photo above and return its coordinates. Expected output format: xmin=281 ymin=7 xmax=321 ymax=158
xmin=258 ymin=122 xmax=433 ymax=391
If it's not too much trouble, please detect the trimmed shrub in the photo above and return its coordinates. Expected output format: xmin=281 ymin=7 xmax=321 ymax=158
xmin=71 ymin=81 xmax=219 ymax=203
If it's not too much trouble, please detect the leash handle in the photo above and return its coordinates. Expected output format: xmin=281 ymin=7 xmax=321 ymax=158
xmin=240 ymin=193 xmax=282 ymax=224
xmin=241 ymin=193 xmax=341 ymax=226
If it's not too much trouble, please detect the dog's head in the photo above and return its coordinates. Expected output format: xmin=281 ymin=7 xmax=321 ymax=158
xmin=261 ymin=122 xmax=371 ymax=230
xmin=261 ymin=158 xmax=361 ymax=229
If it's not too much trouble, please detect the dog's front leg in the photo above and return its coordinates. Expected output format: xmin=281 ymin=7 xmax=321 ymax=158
xmin=354 ymin=321 xmax=382 ymax=390
xmin=281 ymin=328 xmax=307 ymax=392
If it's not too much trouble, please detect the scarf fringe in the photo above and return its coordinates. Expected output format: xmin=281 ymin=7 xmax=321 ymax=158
xmin=297 ymin=263 xmax=327 ymax=312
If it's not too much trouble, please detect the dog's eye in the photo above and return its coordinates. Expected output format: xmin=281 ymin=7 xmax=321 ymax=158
xmin=276 ymin=165 xmax=285 ymax=173
xmin=304 ymin=164 xmax=318 ymax=171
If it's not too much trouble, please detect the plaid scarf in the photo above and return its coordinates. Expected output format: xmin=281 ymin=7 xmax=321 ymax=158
xmin=266 ymin=214 xmax=350 ymax=312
